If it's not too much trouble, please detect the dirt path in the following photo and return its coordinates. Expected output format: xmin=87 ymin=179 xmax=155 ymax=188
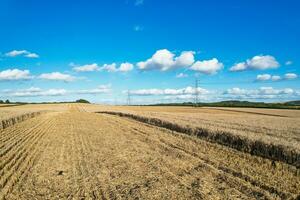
xmin=1 ymin=105 xmax=299 ymax=199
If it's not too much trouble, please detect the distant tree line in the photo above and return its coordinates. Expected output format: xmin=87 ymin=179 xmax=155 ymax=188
xmin=147 ymin=100 xmax=300 ymax=109
xmin=0 ymin=99 xmax=90 ymax=104
xmin=0 ymin=99 xmax=10 ymax=104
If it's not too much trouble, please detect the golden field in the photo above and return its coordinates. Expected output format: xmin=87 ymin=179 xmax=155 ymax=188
xmin=91 ymin=105 xmax=300 ymax=164
xmin=0 ymin=103 xmax=299 ymax=199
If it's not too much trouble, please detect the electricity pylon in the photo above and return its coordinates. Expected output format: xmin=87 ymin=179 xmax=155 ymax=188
xmin=127 ymin=90 xmax=131 ymax=105
xmin=194 ymin=78 xmax=200 ymax=107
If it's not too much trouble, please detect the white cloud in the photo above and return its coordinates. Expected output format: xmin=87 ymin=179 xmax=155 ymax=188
xmin=230 ymin=55 xmax=279 ymax=71
xmin=38 ymin=72 xmax=76 ymax=82
xmin=25 ymin=53 xmax=39 ymax=58
xmin=284 ymin=73 xmax=297 ymax=80
xmin=4 ymin=87 xmax=66 ymax=97
xmin=100 ymin=62 xmax=134 ymax=72
xmin=101 ymin=63 xmax=117 ymax=72
xmin=73 ymin=62 xmax=134 ymax=73
xmin=190 ymin=58 xmax=223 ymax=74
xmin=76 ymin=84 xmax=111 ymax=94
xmin=247 ymin=55 xmax=279 ymax=70
xmin=256 ymin=74 xmax=271 ymax=81
xmin=230 ymin=62 xmax=247 ymax=71
xmin=119 ymin=62 xmax=134 ymax=72
xmin=0 ymin=69 xmax=33 ymax=81
xmin=224 ymin=87 xmax=297 ymax=99
xmin=256 ymin=73 xmax=298 ymax=81
xmin=129 ymin=86 xmax=209 ymax=96
xmin=73 ymin=63 xmax=100 ymax=72
xmin=163 ymin=94 xmax=194 ymax=100
xmin=285 ymin=61 xmax=292 ymax=65
xmin=137 ymin=49 xmax=195 ymax=71
xmin=5 ymin=50 xmax=28 ymax=57
xmin=176 ymin=73 xmax=188 ymax=78
xmin=225 ymin=87 xmax=247 ymax=95
xmin=2 ymin=85 xmax=112 ymax=97
xmin=5 ymin=50 xmax=39 ymax=58
xmin=271 ymin=75 xmax=281 ymax=81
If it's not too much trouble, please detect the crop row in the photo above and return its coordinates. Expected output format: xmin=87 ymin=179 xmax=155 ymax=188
xmin=0 ymin=112 xmax=42 ymax=131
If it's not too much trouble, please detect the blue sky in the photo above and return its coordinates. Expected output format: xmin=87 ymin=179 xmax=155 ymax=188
xmin=0 ymin=0 xmax=299 ymax=104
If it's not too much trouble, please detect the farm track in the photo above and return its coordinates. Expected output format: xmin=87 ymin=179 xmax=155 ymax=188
xmin=0 ymin=105 xmax=299 ymax=199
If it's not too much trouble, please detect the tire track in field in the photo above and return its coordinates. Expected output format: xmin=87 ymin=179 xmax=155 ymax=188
xmin=57 ymin=109 xmax=109 ymax=199
xmin=9 ymin=112 xmax=79 ymax=199
xmin=0 ymin=115 xmax=48 ymax=146
xmin=100 ymin=113 xmax=293 ymax=199
xmin=5 ymin=121 xmax=55 ymax=200
xmin=18 ymin=109 xmax=109 ymax=199
xmin=0 ymin=118 xmax=54 ymax=193
xmin=76 ymin=120 xmax=108 ymax=199
xmin=71 ymin=114 xmax=91 ymax=199
xmin=103 ymin=115 xmax=253 ymax=198
xmin=0 ymin=113 xmax=57 ymax=200
xmin=0 ymin=116 xmax=52 ymax=160
xmin=100 ymin=116 xmax=206 ymax=198
xmin=66 ymin=110 xmax=109 ymax=199
xmin=0 ymin=116 xmax=54 ymax=176
xmin=151 ymin=135 xmax=292 ymax=199
xmin=91 ymin=114 xmax=235 ymax=198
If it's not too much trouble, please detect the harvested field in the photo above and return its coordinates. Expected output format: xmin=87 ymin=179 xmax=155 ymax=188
xmin=0 ymin=104 xmax=68 ymax=120
xmin=88 ymin=106 xmax=300 ymax=166
xmin=0 ymin=104 xmax=299 ymax=199
xmin=0 ymin=104 xmax=17 ymax=107
xmin=0 ymin=104 xmax=68 ymax=130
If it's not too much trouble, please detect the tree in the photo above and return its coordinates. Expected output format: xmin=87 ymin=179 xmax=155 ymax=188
xmin=5 ymin=99 xmax=10 ymax=104
xmin=75 ymin=99 xmax=90 ymax=103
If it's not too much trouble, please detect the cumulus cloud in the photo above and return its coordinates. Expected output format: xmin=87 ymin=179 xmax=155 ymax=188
xmin=0 ymin=69 xmax=33 ymax=81
xmin=118 ymin=62 xmax=134 ymax=72
xmin=100 ymin=63 xmax=117 ymax=72
xmin=230 ymin=55 xmax=279 ymax=72
xmin=256 ymin=74 xmax=271 ymax=81
xmin=25 ymin=53 xmax=39 ymax=58
xmin=163 ymin=94 xmax=195 ymax=100
xmin=271 ymin=75 xmax=281 ymax=81
xmin=5 ymin=50 xmax=39 ymax=58
xmin=38 ymin=72 xmax=76 ymax=82
xmin=190 ymin=58 xmax=223 ymax=74
xmin=72 ymin=63 xmax=100 ymax=72
xmin=137 ymin=49 xmax=195 ymax=71
xmin=3 ymin=87 xmax=67 ymax=97
xmin=73 ymin=62 xmax=134 ymax=73
xmin=100 ymin=63 xmax=134 ymax=72
xmin=224 ymin=87 xmax=297 ymax=99
xmin=256 ymin=73 xmax=298 ymax=81
xmin=2 ymin=84 xmax=112 ymax=98
xmin=176 ymin=73 xmax=188 ymax=78
xmin=129 ymin=86 xmax=209 ymax=96
xmin=284 ymin=73 xmax=297 ymax=80
xmin=76 ymin=84 xmax=111 ymax=94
